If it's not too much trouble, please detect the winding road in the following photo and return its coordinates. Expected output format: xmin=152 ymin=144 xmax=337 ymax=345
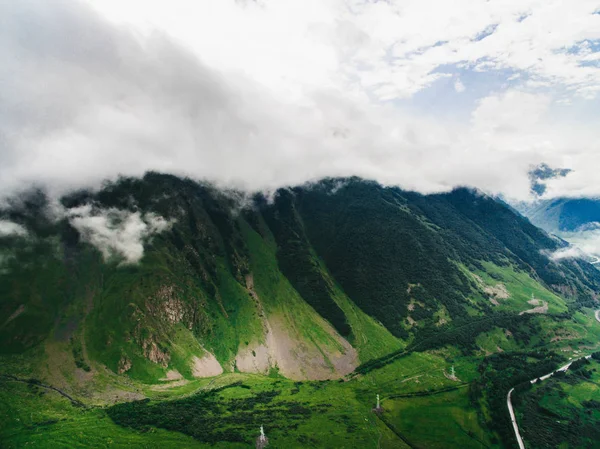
xmin=507 ymin=388 xmax=525 ymax=449
xmin=507 ymin=309 xmax=600 ymax=448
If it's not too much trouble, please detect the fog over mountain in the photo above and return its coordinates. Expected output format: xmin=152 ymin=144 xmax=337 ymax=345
xmin=2 ymin=0 xmax=600 ymax=201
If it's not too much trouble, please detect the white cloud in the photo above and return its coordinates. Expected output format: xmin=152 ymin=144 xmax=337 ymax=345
xmin=549 ymin=246 xmax=584 ymax=262
xmin=0 ymin=0 xmax=598 ymax=202
xmin=548 ymin=225 xmax=600 ymax=262
xmin=0 ymin=220 xmax=28 ymax=237
xmin=454 ymin=78 xmax=466 ymax=93
xmin=85 ymin=0 xmax=600 ymax=100
xmin=67 ymin=205 xmax=173 ymax=264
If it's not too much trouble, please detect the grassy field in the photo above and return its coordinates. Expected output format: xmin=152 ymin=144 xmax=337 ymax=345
xmin=383 ymin=388 xmax=494 ymax=449
xmin=3 ymin=311 xmax=599 ymax=449
xmin=0 ymin=367 xmax=494 ymax=449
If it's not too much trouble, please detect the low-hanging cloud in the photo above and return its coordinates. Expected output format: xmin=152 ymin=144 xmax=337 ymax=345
xmin=0 ymin=0 xmax=599 ymax=202
xmin=67 ymin=205 xmax=173 ymax=264
xmin=0 ymin=220 xmax=28 ymax=238
xmin=548 ymin=224 xmax=600 ymax=263
xmin=550 ymin=246 xmax=586 ymax=262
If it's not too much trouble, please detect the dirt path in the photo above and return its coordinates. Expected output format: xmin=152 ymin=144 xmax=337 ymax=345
xmin=0 ymin=374 xmax=86 ymax=407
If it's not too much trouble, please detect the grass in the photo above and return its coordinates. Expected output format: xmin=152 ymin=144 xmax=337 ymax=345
xmin=166 ymin=324 xmax=211 ymax=380
xmin=382 ymin=388 xmax=494 ymax=449
xmin=474 ymin=261 xmax=568 ymax=315
xmin=200 ymin=261 xmax=265 ymax=368
xmin=0 ymin=349 xmax=493 ymax=449
xmin=3 ymin=332 xmax=599 ymax=448
xmin=0 ymin=372 xmax=387 ymax=448
xmin=475 ymin=327 xmax=521 ymax=355
xmin=354 ymin=350 xmax=481 ymax=401
xmin=0 ymin=382 xmax=215 ymax=449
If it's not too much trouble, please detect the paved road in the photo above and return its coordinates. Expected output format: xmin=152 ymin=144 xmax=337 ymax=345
xmin=507 ymin=357 xmax=591 ymax=449
xmin=507 ymin=310 xmax=600 ymax=448
xmin=507 ymin=388 xmax=526 ymax=449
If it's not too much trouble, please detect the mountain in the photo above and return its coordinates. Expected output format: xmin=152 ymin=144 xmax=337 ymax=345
xmin=516 ymin=197 xmax=600 ymax=233
xmin=2 ymin=174 xmax=600 ymax=448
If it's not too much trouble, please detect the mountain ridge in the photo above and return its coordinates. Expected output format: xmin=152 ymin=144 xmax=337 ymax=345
xmin=2 ymin=174 xmax=599 ymax=383
xmin=4 ymin=173 xmax=600 ymax=448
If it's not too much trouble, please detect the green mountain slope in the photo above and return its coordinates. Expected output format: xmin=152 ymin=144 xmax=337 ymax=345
xmin=2 ymin=174 xmax=600 ymax=448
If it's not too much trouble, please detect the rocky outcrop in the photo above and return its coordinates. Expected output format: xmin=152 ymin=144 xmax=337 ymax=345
xmin=142 ymin=340 xmax=170 ymax=367
xmin=145 ymin=284 xmax=195 ymax=329
xmin=235 ymin=314 xmax=358 ymax=380
xmin=117 ymin=356 xmax=132 ymax=374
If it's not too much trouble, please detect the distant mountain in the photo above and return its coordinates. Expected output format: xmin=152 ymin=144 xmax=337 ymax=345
xmin=517 ymin=162 xmax=600 ymax=234
xmin=516 ymin=197 xmax=600 ymax=233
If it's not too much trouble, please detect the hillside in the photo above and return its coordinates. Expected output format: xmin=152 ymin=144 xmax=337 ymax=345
xmin=2 ymin=174 xmax=600 ymax=448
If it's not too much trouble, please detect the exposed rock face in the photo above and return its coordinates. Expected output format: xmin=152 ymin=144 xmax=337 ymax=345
xmin=164 ymin=299 xmax=185 ymax=324
xmin=236 ymin=343 xmax=271 ymax=374
xmin=142 ymin=340 xmax=170 ymax=367
xmin=145 ymin=284 xmax=194 ymax=329
xmin=236 ymin=314 xmax=358 ymax=380
xmin=471 ymin=273 xmax=510 ymax=305
xmin=190 ymin=353 xmax=223 ymax=377
xmin=117 ymin=356 xmax=132 ymax=374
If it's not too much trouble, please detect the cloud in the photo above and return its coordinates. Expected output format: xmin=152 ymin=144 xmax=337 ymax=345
xmin=454 ymin=78 xmax=466 ymax=93
xmin=549 ymin=225 xmax=600 ymax=262
xmin=549 ymin=246 xmax=585 ymax=262
xmin=67 ymin=205 xmax=173 ymax=264
xmin=0 ymin=0 xmax=599 ymax=202
xmin=88 ymin=0 xmax=599 ymax=100
xmin=0 ymin=220 xmax=28 ymax=238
